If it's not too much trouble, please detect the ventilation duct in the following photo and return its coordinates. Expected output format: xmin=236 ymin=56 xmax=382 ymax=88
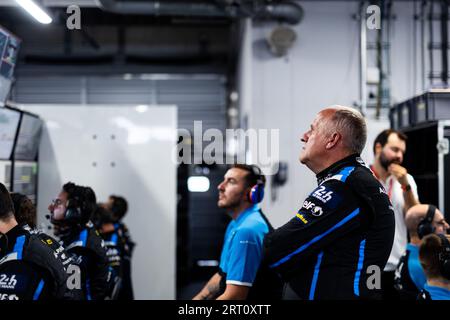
xmin=95 ymin=0 xmax=303 ymax=25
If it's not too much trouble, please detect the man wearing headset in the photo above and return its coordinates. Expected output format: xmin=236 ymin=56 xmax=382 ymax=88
xmin=48 ymin=182 xmax=110 ymax=300
xmin=418 ymin=233 xmax=450 ymax=300
xmin=0 ymin=183 xmax=70 ymax=300
xmin=193 ymin=164 xmax=282 ymax=300
xmin=263 ymin=106 xmax=395 ymax=299
xmin=395 ymin=204 xmax=449 ymax=299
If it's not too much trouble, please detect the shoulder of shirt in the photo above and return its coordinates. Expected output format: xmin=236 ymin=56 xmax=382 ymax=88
xmin=321 ymin=165 xmax=370 ymax=185
xmin=232 ymin=227 xmax=264 ymax=243
xmin=406 ymin=174 xmax=417 ymax=184
xmin=345 ymin=165 xmax=380 ymax=185
xmin=24 ymin=233 xmax=61 ymax=263
xmin=35 ymin=231 xmax=62 ymax=248
xmin=235 ymin=217 xmax=268 ymax=236
xmin=86 ymin=227 xmax=106 ymax=246
xmin=23 ymin=234 xmax=69 ymax=284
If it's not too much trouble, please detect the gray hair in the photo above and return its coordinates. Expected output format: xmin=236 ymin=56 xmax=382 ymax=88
xmin=321 ymin=106 xmax=367 ymax=154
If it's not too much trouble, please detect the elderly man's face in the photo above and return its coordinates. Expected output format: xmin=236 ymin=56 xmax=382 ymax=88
xmin=300 ymin=111 xmax=331 ymax=166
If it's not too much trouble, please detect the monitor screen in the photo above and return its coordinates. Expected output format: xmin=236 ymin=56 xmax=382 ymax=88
xmin=14 ymin=113 xmax=42 ymax=161
xmin=0 ymin=26 xmax=21 ymax=106
xmin=0 ymin=107 xmax=20 ymax=160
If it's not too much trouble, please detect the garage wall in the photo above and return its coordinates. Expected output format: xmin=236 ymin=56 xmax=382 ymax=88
xmin=239 ymin=1 xmax=422 ymax=228
xmin=11 ymin=74 xmax=227 ymax=133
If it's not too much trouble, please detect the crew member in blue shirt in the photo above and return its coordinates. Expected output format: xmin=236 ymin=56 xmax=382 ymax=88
xmin=193 ymin=164 xmax=282 ymax=300
xmin=418 ymin=234 xmax=450 ymax=300
xmin=395 ymin=204 xmax=449 ymax=299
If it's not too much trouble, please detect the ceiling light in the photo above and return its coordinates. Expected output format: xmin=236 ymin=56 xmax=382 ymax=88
xmin=15 ymin=0 xmax=52 ymax=24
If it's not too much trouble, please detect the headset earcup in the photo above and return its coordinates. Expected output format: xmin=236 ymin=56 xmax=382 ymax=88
xmin=249 ymin=184 xmax=264 ymax=204
xmin=65 ymin=207 xmax=81 ymax=221
xmin=418 ymin=205 xmax=437 ymax=239
xmin=418 ymin=222 xmax=435 ymax=239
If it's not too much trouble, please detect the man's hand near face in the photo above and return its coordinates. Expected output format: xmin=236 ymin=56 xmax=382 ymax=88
xmin=388 ymin=163 xmax=419 ymax=212
xmin=388 ymin=163 xmax=409 ymax=187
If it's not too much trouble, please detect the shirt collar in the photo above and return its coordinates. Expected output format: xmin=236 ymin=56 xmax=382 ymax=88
xmin=4 ymin=225 xmax=27 ymax=252
xmin=316 ymin=153 xmax=365 ymax=184
xmin=234 ymin=204 xmax=259 ymax=226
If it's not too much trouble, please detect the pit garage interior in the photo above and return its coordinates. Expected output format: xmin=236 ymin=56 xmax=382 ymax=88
xmin=0 ymin=0 xmax=449 ymax=301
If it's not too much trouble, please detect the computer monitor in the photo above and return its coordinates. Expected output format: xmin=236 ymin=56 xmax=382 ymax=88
xmin=14 ymin=113 xmax=42 ymax=161
xmin=0 ymin=107 xmax=20 ymax=160
xmin=0 ymin=26 xmax=21 ymax=106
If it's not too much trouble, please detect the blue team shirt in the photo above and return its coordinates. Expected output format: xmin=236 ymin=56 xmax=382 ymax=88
xmin=219 ymin=205 xmax=269 ymax=287
xmin=424 ymin=284 xmax=450 ymax=300
xmin=407 ymin=243 xmax=427 ymax=291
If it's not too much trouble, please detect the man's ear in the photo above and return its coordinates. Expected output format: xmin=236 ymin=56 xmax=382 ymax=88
xmin=374 ymin=142 xmax=382 ymax=156
xmin=325 ymin=132 xmax=341 ymax=150
xmin=243 ymin=186 xmax=251 ymax=203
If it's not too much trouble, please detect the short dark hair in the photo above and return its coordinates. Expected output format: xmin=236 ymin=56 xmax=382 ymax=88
xmin=0 ymin=182 xmax=14 ymax=221
xmin=373 ymin=129 xmax=408 ymax=155
xmin=419 ymin=234 xmax=447 ymax=280
xmin=62 ymin=182 xmax=97 ymax=224
xmin=109 ymin=195 xmax=128 ymax=221
xmin=232 ymin=164 xmax=266 ymax=188
xmin=10 ymin=193 xmax=36 ymax=228
xmin=91 ymin=205 xmax=115 ymax=227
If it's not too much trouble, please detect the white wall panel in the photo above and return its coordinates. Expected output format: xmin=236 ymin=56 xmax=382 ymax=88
xmin=20 ymin=104 xmax=177 ymax=300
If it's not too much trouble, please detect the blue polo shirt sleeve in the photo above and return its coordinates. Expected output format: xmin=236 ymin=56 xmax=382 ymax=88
xmin=224 ymin=227 xmax=264 ymax=287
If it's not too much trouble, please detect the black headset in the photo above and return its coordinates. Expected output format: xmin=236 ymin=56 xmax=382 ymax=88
xmin=417 ymin=205 xmax=437 ymax=239
xmin=64 ymin=196 xmax=83 ymax=222
xmin=437 ymin=234 xmax=450 ymax=280
xmin=248 ymin=165 xmax=265 ymax=204
xmin=52 ymin=187 xmax=91 ymax=224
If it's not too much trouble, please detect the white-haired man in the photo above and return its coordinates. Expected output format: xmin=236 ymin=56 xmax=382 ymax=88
xmin=264 ymin=106 xmax=395 ymax=300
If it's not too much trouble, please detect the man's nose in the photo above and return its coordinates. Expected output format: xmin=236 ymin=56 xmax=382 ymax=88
xmin=301 ymin=132 xmax=308 ymax=143
xmin=217 ymin=182 xmax=225 ymax=191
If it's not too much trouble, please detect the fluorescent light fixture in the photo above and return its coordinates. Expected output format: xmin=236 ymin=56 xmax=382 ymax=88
xmin=123 ymin=73 xmax=133 ymax=80
xmin=187 ymin=176 xmax=210 ymax=192
xmin=135 ymin=105 xmax=148 ymax=113
xmin=15 ymin=0 xmax=52 ymax=24
xmin=197 ymin=260 xmax=219 ymax=267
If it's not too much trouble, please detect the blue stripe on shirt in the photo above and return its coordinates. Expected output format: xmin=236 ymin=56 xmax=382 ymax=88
xmin=309 ymin=251 xmax=324 ymax=300
xmin=33 ymin=279 xmax=45 ymax=300
xmin=338 ymin=166 xmax=355 ymax=182
xmin=269 ymin=208 xmax=360 ymax=268
xmin=13 ymin=235 xmax=26 ymax=260
xmin=79 ymin=229 xmax=88 ymax=247
xmin=353 ymin=239 xmax=366 ymax=296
